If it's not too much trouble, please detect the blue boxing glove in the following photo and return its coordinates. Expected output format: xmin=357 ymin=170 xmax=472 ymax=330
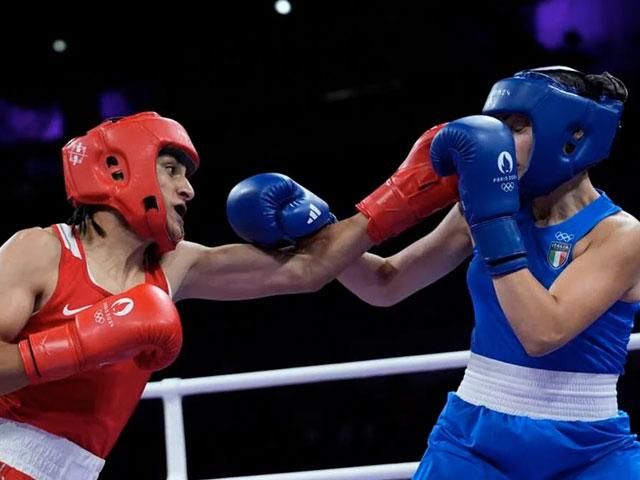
xmin=226 ymin=172 xmax=335 ymax=246
xmin=430 ymin=115 xmax=527 ymax=275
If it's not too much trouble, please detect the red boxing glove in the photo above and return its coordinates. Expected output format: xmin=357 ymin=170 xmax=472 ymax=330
xmin=19 ymin=284 xmax=182 ymax=384
xmin=356 ymin=123 xmax=459 ymax=244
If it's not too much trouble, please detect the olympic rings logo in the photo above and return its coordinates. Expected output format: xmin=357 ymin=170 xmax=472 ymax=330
xmin=501 ymin=182 xmax=515 ymax=192
xmin=555 ymin=231 xmax=575 ymax=242
xmin=94 ymin=310 xmax=105 ymax=324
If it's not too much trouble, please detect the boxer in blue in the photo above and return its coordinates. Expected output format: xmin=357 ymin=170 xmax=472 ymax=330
xmin=226 ymin=66 xmax=636 ymax=478
xmin=337 ymin=67 xmax=640 ymax=479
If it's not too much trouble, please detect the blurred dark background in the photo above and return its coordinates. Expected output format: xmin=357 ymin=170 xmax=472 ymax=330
xmin=1 ymin=1 xmax=639 ymax=478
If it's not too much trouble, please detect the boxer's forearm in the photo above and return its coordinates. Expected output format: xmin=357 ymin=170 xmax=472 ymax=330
xmin=173 ymin=214 xmax=372 ymax=300
xmin=285 ymin=213 xmax=373 ymax=290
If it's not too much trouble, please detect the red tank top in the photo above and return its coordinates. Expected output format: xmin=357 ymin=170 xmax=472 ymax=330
xmin=0 ymin=224 xmax=171 ymax=458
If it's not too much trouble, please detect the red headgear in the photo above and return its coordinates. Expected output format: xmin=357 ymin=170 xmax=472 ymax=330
xmin=62 ymin=112 xmax=200 ymax=253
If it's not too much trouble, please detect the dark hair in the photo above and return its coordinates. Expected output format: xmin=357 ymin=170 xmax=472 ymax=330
xmin=542 ymin=69 xmax=628 ymax=104
xmin=67 ymin=205 xmax=106 ymax=237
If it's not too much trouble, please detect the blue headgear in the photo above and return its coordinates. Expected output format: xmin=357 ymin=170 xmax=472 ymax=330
xmin=482 ymin=66 xmax=625 ymax=198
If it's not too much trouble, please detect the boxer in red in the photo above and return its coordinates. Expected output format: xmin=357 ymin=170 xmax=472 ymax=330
xmin=0 ymin=112 xmax=457 ymax=478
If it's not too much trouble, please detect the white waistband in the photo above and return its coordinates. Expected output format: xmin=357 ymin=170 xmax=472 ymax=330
xmin=456 ymin=353 xmax=619 ymax=421
xmin=0 ymin=418 xmax=104 ymax=480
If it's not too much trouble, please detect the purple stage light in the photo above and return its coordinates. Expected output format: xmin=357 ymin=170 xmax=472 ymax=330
xmin=0 ymin=100 xmax=64 ymax=146
xmin=99 ymin=90 xmax=134 ymax=119
xmin=535 ymin=0 xmax=635 ymax=52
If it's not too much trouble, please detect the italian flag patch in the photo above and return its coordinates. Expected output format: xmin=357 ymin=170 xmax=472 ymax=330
xmin=547 ymin=241 xmax=571 ymax=269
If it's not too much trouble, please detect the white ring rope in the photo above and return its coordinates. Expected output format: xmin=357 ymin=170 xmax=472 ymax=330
xmin=207 ymin=462 xmax=419 ymax=480
xmin=142 ymin=349 xmax=470 ymax=399
xmin=144 ymin=332 xmax=640 ymax=480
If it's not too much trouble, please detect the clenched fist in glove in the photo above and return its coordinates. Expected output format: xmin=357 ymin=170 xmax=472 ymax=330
xmin=19 ymin=284 xmax=182 ymax=384
xmin=357 ymin=123 xmax=459 ymax=244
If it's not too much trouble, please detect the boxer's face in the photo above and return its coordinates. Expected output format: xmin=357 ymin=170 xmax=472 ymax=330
xmin=502 ymin=114 xmax=532 ymax=179
xmin=156 ymin=153 xmax=195 ymax=243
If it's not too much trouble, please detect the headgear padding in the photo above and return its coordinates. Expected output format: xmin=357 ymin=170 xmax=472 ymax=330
xmin=483 ymin=67 xmax=624 ymax=198
xmin=62 ymin=112 xmax=200 ymax=253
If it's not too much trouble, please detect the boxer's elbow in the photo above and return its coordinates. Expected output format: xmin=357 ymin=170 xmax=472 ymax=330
xmin=520 ymin=330 xmax=566 ymax=357
xmin=522 ymin=341 xmax=554 ymax=357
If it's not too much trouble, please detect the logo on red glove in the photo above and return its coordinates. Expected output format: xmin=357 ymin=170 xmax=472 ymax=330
xmin=92 ymin=298 xmax=134 ymax=327
xmin=111 ymin=298 xmax=135 ymax=317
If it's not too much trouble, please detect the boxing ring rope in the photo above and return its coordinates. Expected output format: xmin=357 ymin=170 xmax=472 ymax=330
xmin=142 ymin=332 xmax=640 ymax=480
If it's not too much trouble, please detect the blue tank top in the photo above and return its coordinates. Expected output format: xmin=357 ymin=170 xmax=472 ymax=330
xmin=467 ymin=191 xmax=639 ymax=374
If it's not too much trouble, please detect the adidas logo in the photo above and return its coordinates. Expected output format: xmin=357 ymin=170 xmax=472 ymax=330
xmin=307 ymin=203 xmax=322 ymax=224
